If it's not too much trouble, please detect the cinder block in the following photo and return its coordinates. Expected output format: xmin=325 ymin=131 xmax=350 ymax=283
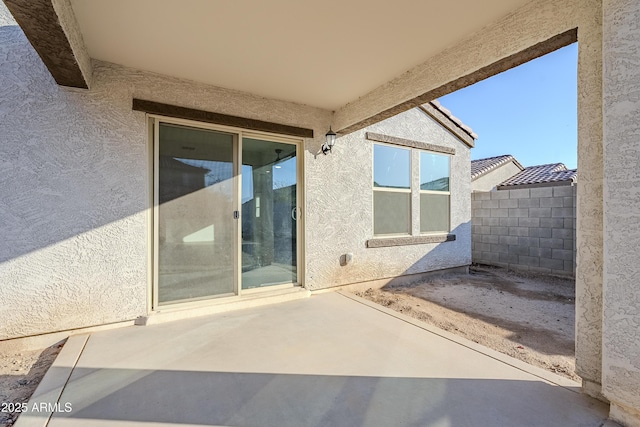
xmin=508 ymin=208 xmax=529 ymax=217
xmin=500 ymin=252 xmax=519 ymax=264
xmin=563 ymin=196 xmax=575 ymax=208
xmin=530 ymin=187 xmax=553 ymax=198
xmin=518 ymin=255 xmax=540 ymax=267
xmin=529 ymin=266 xmax=552 ymax=274
xmin=509 ymin=245 xmax=530 ymax=256
xmin=483 ymin=217 xmax=500 ymax=226
xmin=551 ymin=269 xmax=572 ymax=277
xmin=518 ymin=236 xmax=540 ymax=248
xmin=499 ymin=217 xmax=519 ymax=227
xmin=493 ymin=262 xmax=509 ymax=269
xmin=552 ymin=228 xmax=573 ymax=240
xmin=482 ymin=199 xmax=500 ymax=209
xmin=491 ymin=243 xmax=510 ymax=254
xmin=472 ymin=217 xmax=483 ymax=226
xmin=540 ymin=197 xmax=564 ymax=208
xmin=553 ymin=186 xmax=574 ymax=197
xmin=509 ymin=188 xmax=530 ymax=199
xmin=472 ymin=225 xmax=480 ymax=234
xmin=529 ymin=227 xmax=552 ymax=238
xmin=490 ymin=208 xmax=509 ymax=218
xmin=564 ymin=218 xmax=575 ymax=228
xmin=552 ymin=248 xmax=574 ymax=261
xmin=477 ymin=242 xmax=491 ymax=252
xmin=471 ymin=200 xmax=483 ymax=209
xmin=540 ymin=218 xmax=565 ymax=228
xmin=529 ymin=208 xmax=552 ymax=218
xmin=474 ymin=208 xmax=491 ymax=218
xmin=474 ymin=192 xmax=491 ymax=200
xmin=552 ymin=207 xmax=574 ymax=218
xmin=490 ymin=190 xmax=510 ymax=200
xmin=499 ymin=235 xmax=519 ymax=245
xmin=491 ymin=226 xmax=509 ymax=235
xmin=530 ymin=247 xmax=552 ymax=258
xmin=518 ymin=217 xmax=540 ymax=227
xmin=563 ymin=239 xmax=574 ymax=250
xmin=540 ymin=257 xmax=564 ymax=270
xmin=540 ymin=237 xmax=565 ymax=249
xmin=518 ymin=198 xmax=540 ymax=208
xmin=482 ymin=234 xmax=500 ymax=244
xmin=479 ymin=225 xmax=491 ymax=235
xmin=473 ymin=251 xmax=488 ymax=262
xmin=499 ymin=198 xmax=518 ymax=208
xmin=508 ymin=227 xmax=529 ymax=237
xmin=564 ymin=259 xmax=575 ymax=271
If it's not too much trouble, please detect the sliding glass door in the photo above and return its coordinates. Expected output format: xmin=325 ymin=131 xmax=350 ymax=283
xmin=154 ymin=120 xmax=300 ymax=306
xmin=241 ymin=137 xmax=298 ymax=289
xmin=156 ymin=123 xmax=237 ymax=304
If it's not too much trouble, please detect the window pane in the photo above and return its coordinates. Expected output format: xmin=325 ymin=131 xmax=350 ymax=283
xmin=420 ymin=193 xmax=450 ymax=233
xmin=374 ymin=144 xmax=410 ymax=189
xmin=420 ymin=152 xmax=450 ymax=191
xmin=374 ymin=191 xmax=410 ymax=235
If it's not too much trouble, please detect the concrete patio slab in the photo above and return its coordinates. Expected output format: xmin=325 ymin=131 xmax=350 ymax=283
xmin=16 ymin=292 xmax=608 ymax=427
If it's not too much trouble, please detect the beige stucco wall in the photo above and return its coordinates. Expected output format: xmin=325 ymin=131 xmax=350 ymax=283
xmin=305 ymin=108 xmax=471 ymax=290
xmin=575 ymin=0 xmax=605 ymax=400
xmin=0 ymin=7 xmax=329 ymax=339
xmin=602 ymin=0 xmax=640 ymax=425
xmin=0 ymin=3 xmax=470 ymax=339
xmin=471 ymin=162 xmax=522 ymax=192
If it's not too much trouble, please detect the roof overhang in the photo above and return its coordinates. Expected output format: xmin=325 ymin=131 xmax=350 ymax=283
xmin=3 ymin=0 xmax=580 ymax=134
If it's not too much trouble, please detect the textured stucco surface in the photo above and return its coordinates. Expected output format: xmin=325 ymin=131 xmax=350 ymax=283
xmin=602 ymin=0 xmax=640 ymax=423
xmin=0 ymin=8 xmax=331 ymax=339
xmin=472 ymin=162 xmax=523 ymax=192
xmin=305 ymin=108 xmax=471 ymax=290
xmin=0 ymin=0 xmax=15 ymax=26
xmin=575 ymin=0 xmax=605 ymax=397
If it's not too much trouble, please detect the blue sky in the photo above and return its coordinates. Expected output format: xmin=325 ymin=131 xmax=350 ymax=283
xmin=438 ymin=43 xmax=578 ymax=169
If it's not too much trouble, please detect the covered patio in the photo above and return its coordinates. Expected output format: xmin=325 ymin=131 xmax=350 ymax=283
xmin=2 ymin=0 xmax=640 ymax=425
xmin=18 ymin=292 xmax=607 ymax=427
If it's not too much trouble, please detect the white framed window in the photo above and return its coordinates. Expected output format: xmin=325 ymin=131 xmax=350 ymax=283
xmin=373 ymin=143 xmax=451 ymax=236
xmin=420 ymin=151 xmax=450 ymax=234
xmin=373 ymin=144 xmax=411 ymax=235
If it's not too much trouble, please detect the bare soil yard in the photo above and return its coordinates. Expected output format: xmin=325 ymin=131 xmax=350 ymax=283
xmin=354 ymin=265 xmax=578 ymax=381
xmin=0 ymin=342 xmax=62 ymax=427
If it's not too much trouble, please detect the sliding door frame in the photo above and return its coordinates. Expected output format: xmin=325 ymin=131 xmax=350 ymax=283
xmin=149 ymin=114 xmax=304 ymax=312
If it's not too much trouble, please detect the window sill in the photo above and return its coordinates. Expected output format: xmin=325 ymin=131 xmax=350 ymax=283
xmin=366 ymin=234 xmax=455 ymax=248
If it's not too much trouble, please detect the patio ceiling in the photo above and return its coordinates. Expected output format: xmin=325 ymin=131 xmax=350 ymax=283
xmin=64 ymin=0 xmax=530 ymax=111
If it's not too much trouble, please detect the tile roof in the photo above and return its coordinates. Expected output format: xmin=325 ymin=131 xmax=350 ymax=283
xmin=471 ymin=155 xmax=524 ymax=180
xmin=498 ymin=163 xmax=577 ymax=188
xmin=429 ymin=100 xmax=478 ymax=140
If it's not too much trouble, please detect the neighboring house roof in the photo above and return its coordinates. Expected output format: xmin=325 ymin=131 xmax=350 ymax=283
xmin=498 ymin=163 xmax=577 ymax=188
xmin=471 ymin=155 xmax=525 ymax=180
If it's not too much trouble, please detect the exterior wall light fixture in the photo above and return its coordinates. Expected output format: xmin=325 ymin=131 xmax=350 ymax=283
xmin=322 ymin=127 xmax=337 ymax=155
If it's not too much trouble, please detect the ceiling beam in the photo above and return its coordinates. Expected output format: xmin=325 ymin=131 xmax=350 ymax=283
xmin=4 ymin=0 xmax=92 ymax=89
xmin=333 ymin=0 xmax=581 ymax=134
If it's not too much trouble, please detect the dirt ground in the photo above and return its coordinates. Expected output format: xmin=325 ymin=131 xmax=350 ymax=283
xmin=0 ymin=342 xmax=63 ymax=427
xmin=354 ymin=264 xmax=579 ymax=382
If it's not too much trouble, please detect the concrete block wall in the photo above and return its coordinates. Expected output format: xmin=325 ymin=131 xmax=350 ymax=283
xmin=471 ymin=186 xmax=577 ymax=277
